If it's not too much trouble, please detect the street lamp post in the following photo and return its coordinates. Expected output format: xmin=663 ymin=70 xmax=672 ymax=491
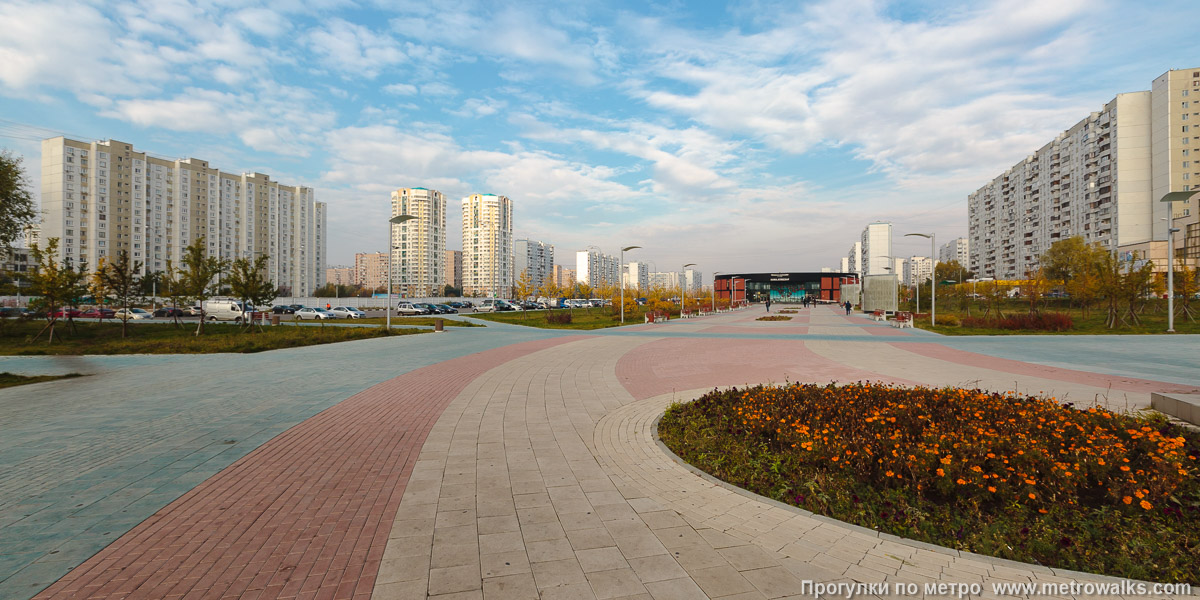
xmin=682 ymin=263 xmax=696 ymax=317
xmin=386 ymin=214 xmax=416 ymax=332
xmin=620 ymin=245 xmax=641 ymax=325
xmin=712 ymin=272 xmax=722 ymax=312
xmin=905 ymin=233 xmax=936 ymax=326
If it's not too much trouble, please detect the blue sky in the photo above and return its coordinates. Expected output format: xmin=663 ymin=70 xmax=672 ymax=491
xmin=1 ymin=0 xmax=1197 ymax=273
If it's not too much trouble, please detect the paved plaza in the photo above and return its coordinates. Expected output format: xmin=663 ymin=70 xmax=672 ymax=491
xmin=0 ymin=307 xmax=1197 ymax=599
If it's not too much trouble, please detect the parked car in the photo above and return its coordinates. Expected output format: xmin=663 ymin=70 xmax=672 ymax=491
xmin=203 ymin=299 xmax=250 ymax=322
xmin=272 ymin=305 xmax=296 ymax=314
xmin=434 ymin=304 xmax=458 ymax=314
xmin=51 ymin=308 xmax=82 ymax=318
xmin=80 ymin=307 xmax=116 ymax=319
xmin=289 ymin=304 xmax=306 ymax=312
xmin=295 ymin=307 xmax=334 ymax=320
xmin=0 ymin=307 xmax=35 ymax=319
xmin=328 ymin=306 xmax=366 ymax=319
xmin=477 ymin=299 xmax=515 ymax=313
xmin=153 ymin=307 xmax=185 ymax=317
xmin=115 ymin=307 xmax=153 ymax=320
xmin=416 ymin=302 xmax=445 ymax=314
xmin=186 ymin=305 xmax=204 ymax=316
xmin=396 ymin=302 xmax=427 ymax=316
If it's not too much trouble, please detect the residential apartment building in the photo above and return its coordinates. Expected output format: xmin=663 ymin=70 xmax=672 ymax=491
xmin=649 ymin=271 xmax=680 ymax=289
xmin=905 ymin=256 xmax=933 ymax=287
xmin=40 ymin=137 xmax=326 ymax=295
xmin=969 ymin=68 xmax=1200 ymax=279
xmin=624 ymin=261 xmax=650 ymax=291
xmin=514 ymin=239 xmax=554 ymax=288
xmin=839 ymin=257 xmax=850 ymax=273
xmin=860 ymin=222 xmax=893 ymax=276
xmin=552 ymin=265 xmax=575 ymax=290
xmin=575 ymin=248 xmax=619 ymax=289
xmin=462 ymin=194 xmax=513 ymax=296
xmin=326 ymin=266 xmax=355 ymax=286
xmin=846 ymin=241 xmax=863 ymax=276
xmin=684 ymin=268 xmax=703 ymax=292
xmin=444 ymin=250 xmax=462 ymax=291
xmin=391 ymin=188 xmax=445 ymax=297
xmin=356 ymin=252 xmax=387 ymax=291
xmin=938 ymin=237 xmax=970 ymax=266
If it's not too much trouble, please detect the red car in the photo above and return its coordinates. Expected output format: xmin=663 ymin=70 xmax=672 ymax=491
xmin=50 ymin=308 xmax=82 ymax=318
xmin=80 ymin=308 xmax=116 ymax=319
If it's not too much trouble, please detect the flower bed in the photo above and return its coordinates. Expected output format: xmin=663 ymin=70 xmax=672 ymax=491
xmin=778 ymin=309 xmax=799 ymax=314
xmin=658 ymin=383 xmax=1200 ymax=582
xmin=960 ymin=312 xmax=1073 ymax=331
xmin=756 ymin=315 xmax=792 ymax=321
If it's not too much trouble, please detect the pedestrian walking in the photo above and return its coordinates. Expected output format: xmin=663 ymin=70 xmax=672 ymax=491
xmin=843 ymin=300 xmax=852 ymax=315
xmin=765 ymin=298 xmax=771 ymax=312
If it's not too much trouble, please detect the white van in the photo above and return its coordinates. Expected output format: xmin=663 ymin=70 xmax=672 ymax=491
xmin=202 ymin=298 xmax=251 ymax=322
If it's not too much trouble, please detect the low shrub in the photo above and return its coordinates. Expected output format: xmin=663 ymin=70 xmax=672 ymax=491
xmin=960 ymin=312 xmax=1073 ymax=331
xmin=756 ymin=315 xmax=792 ymax=321
xmin=546 ymin=312 xmax=573 ymax=325
xmin=937 ymin=314 xmax=960 ymax=326
xmin=659 ymin=383 xmax=1200 ymax=581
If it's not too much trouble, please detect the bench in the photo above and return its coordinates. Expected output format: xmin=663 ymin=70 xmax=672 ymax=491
xmin=872 ymin=310 xmax=886 ymax=321
xmin=893 ymin=312 xmax=913 ymax=328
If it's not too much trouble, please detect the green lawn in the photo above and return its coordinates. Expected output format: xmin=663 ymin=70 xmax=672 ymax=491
xmin=910 ymin=299 xmax=1200 ymax=335
xmin=0 ymin=319 xmax=426 ymax=355
xmin=466 ymin=308 xmax=649 ymax=330
xmin=0 ymin=372 xmax=83 ymax=389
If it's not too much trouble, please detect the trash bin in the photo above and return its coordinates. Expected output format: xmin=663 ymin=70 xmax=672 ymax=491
xmin=435 ymin=318 xmax=444 ymax=333
xmin=271 ymin=315 xmax=280 ymax=325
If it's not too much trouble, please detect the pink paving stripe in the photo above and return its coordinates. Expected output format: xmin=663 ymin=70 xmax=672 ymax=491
xmin=35 ymin=336 xmax=586 ymax=600
xmin=895 ymin=342 xmax=1200 ymax=395
xmin=616 ymin=338 xmax=919 ymax=401
xmin=701 ymin=326 xmax=810 ymax=335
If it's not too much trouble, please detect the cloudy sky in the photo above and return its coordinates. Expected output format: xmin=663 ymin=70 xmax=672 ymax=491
xmin=0 ymin=0 xmax=1196 ymax=273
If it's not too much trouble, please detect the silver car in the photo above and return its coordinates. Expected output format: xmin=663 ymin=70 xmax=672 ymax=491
xmin=295 ymin=307 xmax=334 ymax=320
xmin=328 ymin=306 xmax=366 ymax=319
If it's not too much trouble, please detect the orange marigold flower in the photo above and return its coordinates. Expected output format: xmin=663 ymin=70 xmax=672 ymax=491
xmin=936 ymin=468 xmax=945 ymax=476
xmin=1028 ymin=493 xmax=1036 ymax=500
xmin=1140 ymin=500 xmax=1152 ymax=510
xmin=987 ymin=486 xmax=996 ymax=492
xmin=1122 ymin=496 xmax=1132 ymax=504
xmin=956 ymin=478 xmax=968 ymax=485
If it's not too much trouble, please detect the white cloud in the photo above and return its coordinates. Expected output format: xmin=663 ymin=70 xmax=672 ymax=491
xmin=306 ymin=19 xmax=407 ymax=78
xmin=383 ymin=83 xmax=417 ymax=95
xmin=448 ymin=97 xmax=506 ymax=118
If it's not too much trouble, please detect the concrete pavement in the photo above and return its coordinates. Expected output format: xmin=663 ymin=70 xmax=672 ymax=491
xmin=1 ymin=306 xmax=1197 ymax=599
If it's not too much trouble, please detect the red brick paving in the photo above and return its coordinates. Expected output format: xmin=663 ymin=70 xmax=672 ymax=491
xmin=34 ymin=336 xmax=584 ymax=600
xmin=616 ymin=338 xmax=917 ymax=401
xmin=895 ymin=342 xmax=1200 ymax=395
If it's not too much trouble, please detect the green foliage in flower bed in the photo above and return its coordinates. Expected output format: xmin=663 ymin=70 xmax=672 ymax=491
xmin=755 ymin=315 xmax=792 ymax=321
xmin=658 ymin=383 xmax=1200 ymax=582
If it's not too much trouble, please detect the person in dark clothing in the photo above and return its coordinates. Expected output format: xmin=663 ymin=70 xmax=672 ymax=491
xmin=765 ymin=298 xmax=771 ymax=312
xmin=843 ymin=300 xmax=852 ymax=315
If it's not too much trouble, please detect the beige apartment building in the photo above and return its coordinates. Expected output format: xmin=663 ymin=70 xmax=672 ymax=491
xmin=40 ymin=137 xmax=326 ymax=295
xmin=326 ymin=266 xmax=355 ymax=286
xmin=462 ymin=194 xmax=513 ymax=297
xmin=355 ymin=252 xmax=387 ymax=291
xmin=552 ymin=264 xmax=575 ymax=289
xmin=391 ymin=188 xmax=446 ymax=297
xmin=969 ymin=68 xmax=1200 ymax=279
xmin=444 ymin=250 xmax=462 ymax=291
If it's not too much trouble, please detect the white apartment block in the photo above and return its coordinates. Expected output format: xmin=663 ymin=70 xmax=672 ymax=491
xmin=462 ymin=194 xmax=513 ymax=296
xmin=938 ymin=237 xmax=970 ymax=266
xmin=684 ymin=268 xmax=703 ymax=292
xmin=623 ymin=262 xmax=650 ymax=291
xmin=861 ymin=222 xmax=893 ymax=276
xmin=514 ymin=239 xmax=554 ymax=288
xmin=575 ymin=248 xmax=619 ymax=289
xmin=969 ymin=68 xmax=1200 ymax=279
xmin=846 ymin=241 xmax=863 ymax=276
xmin=649 ymin=271 xmax=680 ymax=289
xmin=839 ymin=257 xmax=850 ymax=273
xmin=355 ymin=252 xmax=387 ymax=291
xmin=391 ymin=188 xmax=445 ymax=297
xmin=905 ymin=256 xmax=933 ymax=287
xmin=40 ymin=137 xmax=326 ymax=295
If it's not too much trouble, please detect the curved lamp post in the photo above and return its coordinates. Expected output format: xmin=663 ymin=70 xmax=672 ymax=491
xmin=681 ymin=263 xmax=696 ymax=317
xmin=386 ymin=214 xmax=416 ymax=331
xmin=904 ymin=233 xmax=936 ymax=326
xmin=620 ymin=245 xmax=641 ymax=324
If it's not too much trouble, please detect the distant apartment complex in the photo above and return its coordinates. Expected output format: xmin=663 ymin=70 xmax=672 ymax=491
xmin=40 ymin=137 xmax=326 ymax=295
xmin=904 ymin=256 xmax=933 ymax=287
xmin=356 ymin=252 xmax=387 ymax=291
xmin=552 ymin=265 xmax=575 ymax=289
xmin=391 ymin=188 xmax=445 ymax=297
xmin=444 ymin=250 xmax=462 ymax=291
xmin=939 ymin=237 xmax=970 ymax=265
xmin=846 ymin=241 xmax=863 ymax=276
xmin=969 ymin=68 xmax=1200 ymax=279
xmin=326 ymin=266 xmax=355 ymax=286
xmin=624 ymin=262 xmax=650 ymax=291
xmin=514 ymin=239 xmax=554 ymax=288
xmin=462 ymin=194 xmax=513 ymax=296
xmin=575 ymin=248 xmax=619 ymax=289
